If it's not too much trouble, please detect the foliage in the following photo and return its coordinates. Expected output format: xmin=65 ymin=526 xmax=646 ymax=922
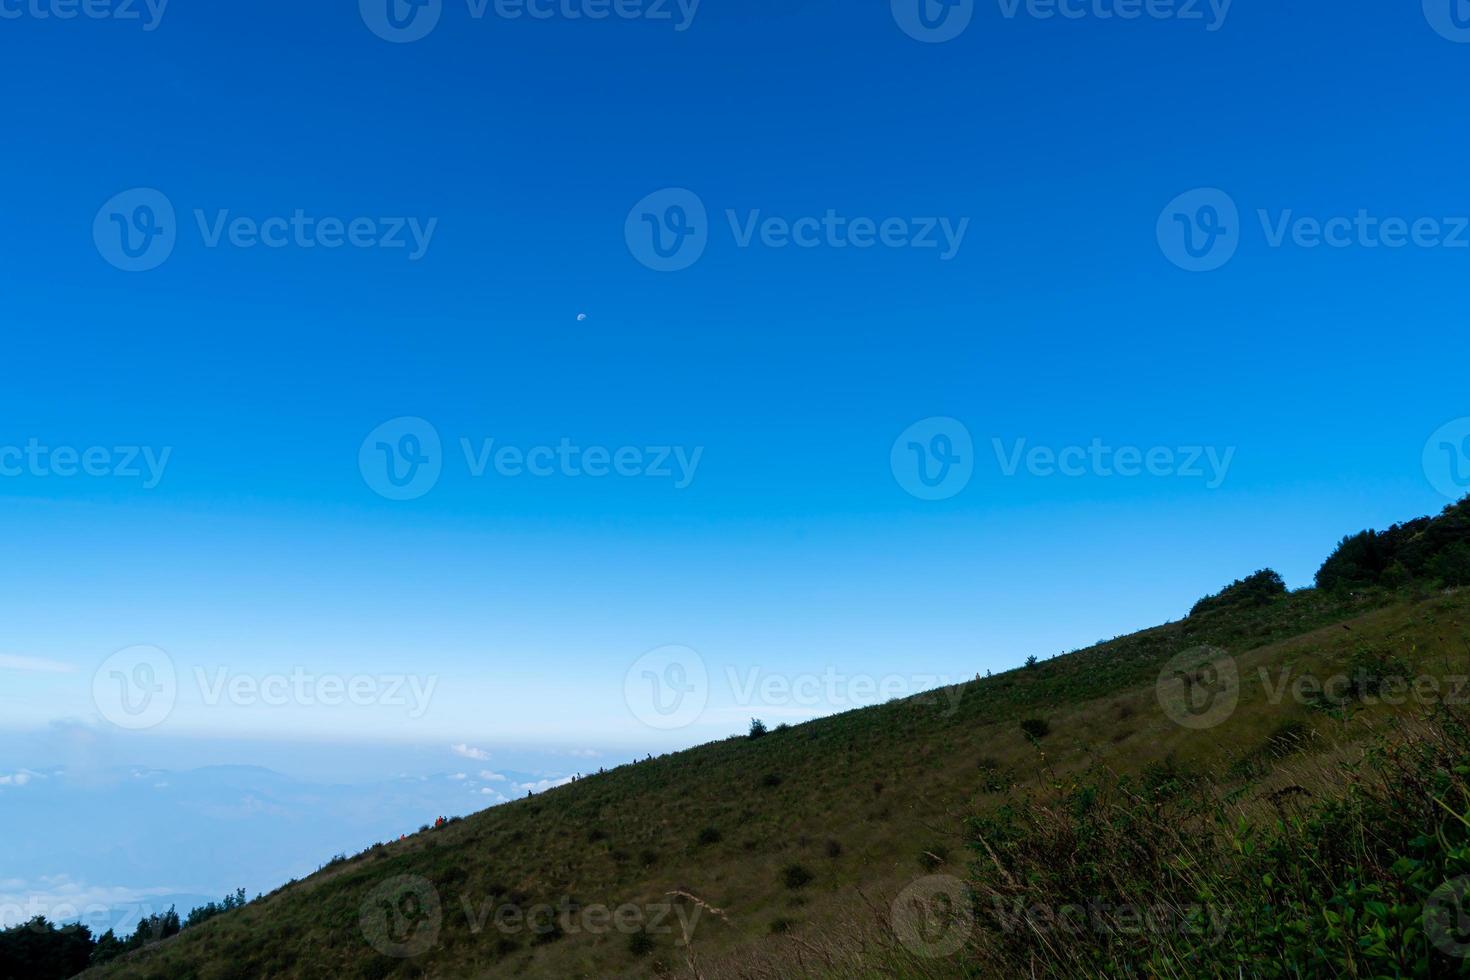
xmin=961 ymin=714 xmax=1470 ymax=977
xmin=1190 ymin=568 xmax=1287 ymax=617
xmin=1316 ymin=496 xmax=1470 ymax=591
xmin=0 ymin=917 xmax=94 ymax=980
xmin=1019 ymin=717 xmax=1050 ymax=739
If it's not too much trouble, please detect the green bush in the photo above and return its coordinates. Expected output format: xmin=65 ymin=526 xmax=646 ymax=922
xmin=782 ymin=864 xmax=815 ymax=889
xmin=1019 ymin=717 xmax=1050 ymax=739
xmin=962 ymin=713 xmax=1470 ymax=977
xmin=1190 ymin=569 xmax=1287 ymax=617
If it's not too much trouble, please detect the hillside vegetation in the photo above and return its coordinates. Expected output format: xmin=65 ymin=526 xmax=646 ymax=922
xmin=57 ymin=498 xmax=1470 ymax=979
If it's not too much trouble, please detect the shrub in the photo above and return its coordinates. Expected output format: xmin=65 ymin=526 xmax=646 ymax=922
xmin=761 ymin=772 xmax=783 ymax=788
xmin=748 ymin=718 xmax=769 ymax=739
xmin=962 ymin=714 xmax=1470 ymax=977
xmin=627 ymin=931 xmax=655 ymax=956
xmin=782 ymin=864 xmax=814 ymax=889
xmin=1019 ymin=717 xmax=1050 ymax=739
xmin=825 ymin=839 xmax=843 ymax=858
xmin=1024 ymin=655 xmax=1038 ymax=669
xmin=1190 ymin=569 xmax=1287 ymax=617
xmin=696 ymin=826 xmax=722 ymax=846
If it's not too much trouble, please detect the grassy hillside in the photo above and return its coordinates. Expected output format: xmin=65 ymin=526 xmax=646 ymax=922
xmin=81 ymin=503 xmax=1470 ymax=979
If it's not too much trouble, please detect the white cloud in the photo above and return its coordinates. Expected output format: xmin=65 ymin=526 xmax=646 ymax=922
xmin=449 ymin=773 xmax=467 ymax=780
xmin=0 ymin=770 xmax=40 ymax=788
xmin=0 ymin=654 xmax=76 ymax=674
xmin=478 ymin=770 xmax=506 ymax=782
xmin=450 ymin=743 xmax=489 ymax=761
xmin=513 ymin=776 xmax=573 ymax=794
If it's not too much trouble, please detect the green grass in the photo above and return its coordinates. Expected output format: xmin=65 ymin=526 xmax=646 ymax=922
xmin=81 ymin=578 xmax=1470 ymax=979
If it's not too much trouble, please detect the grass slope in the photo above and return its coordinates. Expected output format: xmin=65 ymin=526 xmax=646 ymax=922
xmin=83 ymin=501 xmax=1470 ymax=980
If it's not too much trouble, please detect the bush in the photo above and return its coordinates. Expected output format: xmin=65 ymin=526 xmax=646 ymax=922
xmin=696 ymin=826 xmax=722 ymax=846
xmin=825 ymin=839 xmax=843 ymax=858
xmin=1190 ymin=569 xmax=1287 ymax=617
xmin=1315 ymin=498 xmax=1470 ymax=591
xmin=962 ymin=714 xmax=1470 ymax=977
xmin=1019 ymin=717 xmax=1050 ymax=739
xmin=627 ymin=931 xmax=655 ymax=956
xmin=0 ymin=918 xmax=95 ymax=980
xmin=760 ymin=772 xmax=783 ymax=788
xmin=748 ymin=718 xmax=769 ymax=739
xmin=782 ymin=864 xmax=815 ymax=889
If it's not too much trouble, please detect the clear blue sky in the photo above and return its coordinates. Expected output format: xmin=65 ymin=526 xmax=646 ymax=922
xmin=2 ymin=0 xmax=1468 ymax=763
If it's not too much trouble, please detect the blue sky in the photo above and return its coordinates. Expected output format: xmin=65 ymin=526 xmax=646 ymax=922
xmin=2 ymin=0 xmax=1469 ymax=783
